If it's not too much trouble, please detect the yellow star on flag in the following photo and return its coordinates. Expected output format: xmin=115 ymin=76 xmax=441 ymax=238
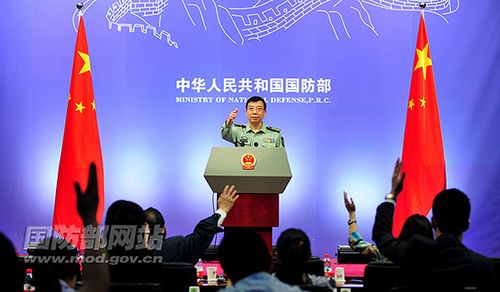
xmin=75 ymin=101 xmax=86 ymax=113
xmin=408 ymin=99 xmax=415 ymax=110
xmin=414 ymin=43 xmax=432 ymax=80
xmin=78 ymin=51 xmax=91 ymax=74
xmin=91 ymin=100 xmax=96 ymax=110
xmin=420 ymin=96 xmax=427 ymax=108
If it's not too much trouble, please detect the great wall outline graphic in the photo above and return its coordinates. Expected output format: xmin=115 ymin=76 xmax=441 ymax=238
xmin=73 ymin=0 xmax=459 ymax=47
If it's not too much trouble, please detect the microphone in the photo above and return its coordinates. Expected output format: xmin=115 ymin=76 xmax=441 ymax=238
xmin=254 ymin=142 xmax=259 ymax=147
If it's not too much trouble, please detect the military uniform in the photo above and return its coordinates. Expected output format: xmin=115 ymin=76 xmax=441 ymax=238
xmin=221 ymin=122 xmax=284 ymax=147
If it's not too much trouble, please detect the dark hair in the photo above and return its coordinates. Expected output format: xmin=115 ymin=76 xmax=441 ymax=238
xmin=432 ymin=188 xmax=471 ymax=236
xmin=105 ymin=200 xmax=146 ymax=255
xmin=246 ymin=96 xmax=266 ymax=110
xmin=0 ymin=232 xmax=24 ymax=291
xmin=398 ymin=214 xmax=433 ymax=241
xmin=219 ymin=231 xmax=271 ymax=283
xmin=106 ymin=200 xmax=145 ymax=227
xmin=275 ymin=228 xmax=312 ymax=286
xmin=105 ymin=200 xmax=160 ymax=283
xmin=144 ymin=207 xmax=166 ymax=239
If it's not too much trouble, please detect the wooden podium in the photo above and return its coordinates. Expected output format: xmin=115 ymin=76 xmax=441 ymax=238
xmin=204 ymin=147 xmax=292 ymax=251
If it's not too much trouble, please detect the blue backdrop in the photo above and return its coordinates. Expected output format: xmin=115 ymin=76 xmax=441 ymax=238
xmin=1 ymin=0 xmax=499 ymax=257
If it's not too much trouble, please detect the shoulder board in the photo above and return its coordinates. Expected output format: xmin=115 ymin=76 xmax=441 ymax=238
xmin=266 ymin=126 xmax=281 ymax=133
xmin=234 ymin=123 xmax=246 ymax=128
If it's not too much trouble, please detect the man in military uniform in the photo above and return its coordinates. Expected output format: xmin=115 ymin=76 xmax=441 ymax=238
xmin=221 ymin=96 xmax=284 ymax=147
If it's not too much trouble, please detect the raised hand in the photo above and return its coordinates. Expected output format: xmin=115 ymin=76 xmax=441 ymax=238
xmin=226 ymin=108 xmax=238 ymax=126
xmin=390 ymin=158 xmax=406 ymax=201
xmin=343 ymin=191 xmax=356 ymax=214
xmin=218 ymin=185 xmax=239 ymax=213
xmin=75 ymin=162 xmax=99 ymax=226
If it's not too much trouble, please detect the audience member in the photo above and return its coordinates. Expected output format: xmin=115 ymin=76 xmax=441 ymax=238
xmin=104 ymin=199 xmax=160 ymax=283
xmin=144 ymin=185 xmax=239 ymax=265
xmin=398 ymin=214 xmax=433 ymax=241
xmin=343 ymin=192 xmax=384 ymax=261
xmin=218 ymin=231 xmax=304 ymax=292
xmin=275 ymin=228 xmax=333 ymax=290
xmin=74 ymin=162 xmax=109 ymax=292
xmin=30 ymin=237 xmax=80 ymax=292
xmin=31 ymin=162 xmax=109 ymax=292
xmin=343 ymin=191 xmax=433 ymax=261
xmin=144 ymin=207 xmax=166 ymax=242
xmin=0 ymin=232 xmax=24 ymax=291
xmin=372 ymin=159 xmax=496 ymax=290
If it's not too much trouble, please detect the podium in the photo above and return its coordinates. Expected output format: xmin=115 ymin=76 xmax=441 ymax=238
xmin=204 ymin=147 xmax=292 ymax=251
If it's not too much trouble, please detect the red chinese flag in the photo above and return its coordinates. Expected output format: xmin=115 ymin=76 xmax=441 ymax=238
xmin=393 ymin=15 xmax=446 ymax=236
xmin=52 ymin=16 xmax=104 ymax=247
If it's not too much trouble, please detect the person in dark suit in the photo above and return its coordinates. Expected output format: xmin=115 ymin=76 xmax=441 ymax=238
xmin=30 ymin=163 xmax=109 ymax=292
xmin=104 ymin=199 xmax=161 ymax=283
xmin=372 ymin=159 xmax=496 ymax=291
xmin=145 ymin=185 xmax=239 ymax=265
xmin=0 ymin=232 xmax=24 ymax=291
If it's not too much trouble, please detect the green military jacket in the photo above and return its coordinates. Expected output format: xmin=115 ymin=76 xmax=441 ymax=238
xmin=221 ymin=122 xmax=284 ymax=148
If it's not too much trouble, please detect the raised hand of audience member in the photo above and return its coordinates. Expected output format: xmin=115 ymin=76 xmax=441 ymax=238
xmin=73 ymin=162 xmax=109 ymax=292
xmin=75 ymin=162 xmax=99 ymax=226
xmin=343 ymin=191 xmax=362 ymax=243
xmin=344 ymin=191 xmax=356 ymax=215
xmin=389 ymin=158 xmax=406 ymax=201
xmin=218 ymin=185 xmax=239 ymax=213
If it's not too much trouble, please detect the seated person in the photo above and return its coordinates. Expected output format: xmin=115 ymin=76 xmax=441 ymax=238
xmin=144 ymin=185 xmax=239 ymax=264
xmin=104 ymin=199 xmax=160 ymax=283
xmin=30 ymin=237 xmax=80 ymax=292
xmin=343 ymin=191 xmax=433 ymax=261
xmin=274 ymin=228 xmax=333 ymax=290
xmin=218 ymin=231 xmax=303 ymax=292
xmin=32 ymin=162 xmax=109 ymax=292
xmin=372 ymin=159 xmax=496 ymax=290
xmin=0 ymin=232 xmax=25 ymax=291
